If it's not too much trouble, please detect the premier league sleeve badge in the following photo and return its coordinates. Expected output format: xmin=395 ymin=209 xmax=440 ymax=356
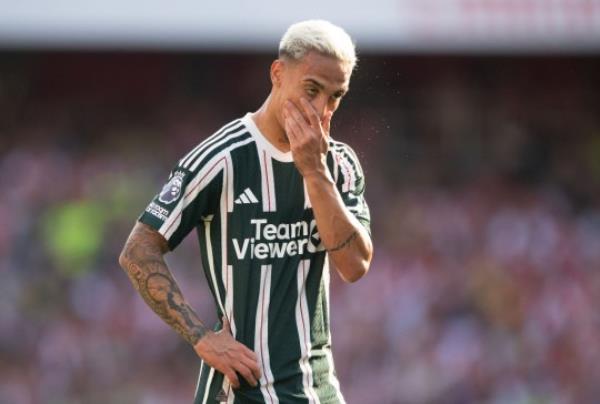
xmin=158 ymin=171 xmax=185 ymax=204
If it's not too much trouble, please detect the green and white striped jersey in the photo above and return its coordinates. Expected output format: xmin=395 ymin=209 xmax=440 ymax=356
xmin=139 ymin=114 xmax=370 ymax=404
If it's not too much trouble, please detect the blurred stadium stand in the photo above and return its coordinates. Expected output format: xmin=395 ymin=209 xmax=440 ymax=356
xmin=1 ymin=2 xmax=600 ymax=403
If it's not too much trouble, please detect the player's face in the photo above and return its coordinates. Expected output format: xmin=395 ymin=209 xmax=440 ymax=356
xmin=272 ymin=52 xmax=352 ymax=132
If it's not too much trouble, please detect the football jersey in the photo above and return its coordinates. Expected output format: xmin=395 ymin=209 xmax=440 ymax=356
xmin=139 ymin=113 xmax=370 ymax=404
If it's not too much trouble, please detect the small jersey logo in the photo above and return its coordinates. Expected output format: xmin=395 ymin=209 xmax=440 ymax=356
xmin=234 ymin=188 xmax=259 ymax=205
xmin=158 ymin=171 xmax=185 ymax=204
xmin=215 ymin=388 xmax=228 ymax=402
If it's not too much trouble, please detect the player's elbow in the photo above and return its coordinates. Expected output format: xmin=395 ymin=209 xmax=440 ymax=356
xmin=118 ymin=245 xmax=131 ymax=272
xmin=339 ymin=261 xmax=369 ymax=283
xmin=119 ymin=222 xmax=170 ymax=273
xmin=336 ymin=254 xmax=371 ymax=283
xmin=338 ymin=239 xmax=372 ymax=283
xmin=118 ymin=239 xmax=139 ymax=274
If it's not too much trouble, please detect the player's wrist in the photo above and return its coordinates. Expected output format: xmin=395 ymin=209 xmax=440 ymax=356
xmin=303 ymin=169 xmax=334 ymax=186
xmin=192 ymin=330 xmax=214 ymax=353
xmin=301 ymin=161 xmax=332 ymax=182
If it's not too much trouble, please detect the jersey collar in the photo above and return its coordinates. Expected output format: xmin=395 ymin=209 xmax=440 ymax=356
xmin=243 ymin=113 xmax=294 ymax=163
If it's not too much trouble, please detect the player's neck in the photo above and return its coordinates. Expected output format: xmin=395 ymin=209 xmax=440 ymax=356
xmin=251 ymin=96 xmax=291 ymax=153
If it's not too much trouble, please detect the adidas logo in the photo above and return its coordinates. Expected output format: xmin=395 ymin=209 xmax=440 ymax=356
xmin=234 ymin=188 xmax=259 ymax=204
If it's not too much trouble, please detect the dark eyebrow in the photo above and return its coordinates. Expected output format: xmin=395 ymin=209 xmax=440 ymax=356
xmin=303 ymin=78 xmax=325 ymax=89
xmin=304 ymin=77 xmax=349 ymax=96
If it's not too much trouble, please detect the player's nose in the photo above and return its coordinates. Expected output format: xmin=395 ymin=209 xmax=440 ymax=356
xmin=311 ymin=96 xmax=331 ymax=122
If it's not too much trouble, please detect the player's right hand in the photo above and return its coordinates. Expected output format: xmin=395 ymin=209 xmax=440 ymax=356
xmin=193 ymin=317 xmax=261 ymax=389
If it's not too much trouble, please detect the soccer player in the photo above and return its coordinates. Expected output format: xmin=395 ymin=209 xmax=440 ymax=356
xmin=119 ymin=19 xmax=373 ymax=404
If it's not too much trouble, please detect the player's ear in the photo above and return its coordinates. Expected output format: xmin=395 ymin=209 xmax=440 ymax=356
xmin=270 ymin=59 xmax=283 ymax=88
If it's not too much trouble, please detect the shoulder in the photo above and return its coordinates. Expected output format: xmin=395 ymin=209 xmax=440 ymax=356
xmin=327 ymin=138 xmax=366 ymax=194
xmin=176 ymin=117 xmax=254 ymax=173
xmin=328 ymin=138 xmax=364 ymax=177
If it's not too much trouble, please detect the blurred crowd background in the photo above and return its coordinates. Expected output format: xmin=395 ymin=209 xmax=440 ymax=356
xmin=1 ymin=51 xmax=599 ymax=404
xmin=0 ymin=52 xmax=600 ymax=404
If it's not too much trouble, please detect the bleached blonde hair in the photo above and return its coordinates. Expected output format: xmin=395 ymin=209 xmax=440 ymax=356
xmin=279 ymin=20 xmax=357 ymax=70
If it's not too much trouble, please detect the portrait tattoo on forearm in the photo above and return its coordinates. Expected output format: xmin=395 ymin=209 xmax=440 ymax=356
xmin=121 ymin=224 xmax=208 ymax=345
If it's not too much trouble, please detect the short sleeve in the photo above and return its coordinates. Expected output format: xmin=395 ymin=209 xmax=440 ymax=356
xmin=138 ymin=159 xmax=222 ymax=250
xmin=331 ymin=142 xmax=371 ymax=235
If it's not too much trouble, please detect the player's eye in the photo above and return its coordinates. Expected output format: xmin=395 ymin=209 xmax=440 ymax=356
xmin=305 ymin=87 xmax=318 ymax=98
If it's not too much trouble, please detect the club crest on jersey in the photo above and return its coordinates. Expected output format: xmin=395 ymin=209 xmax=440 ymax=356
xmin=159 ymin=171 xmax=185 ymax=204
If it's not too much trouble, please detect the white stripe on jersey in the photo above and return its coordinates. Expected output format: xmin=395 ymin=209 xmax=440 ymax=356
xmin=303 ymin=179 xmax=312 ymax=209
xmin=180 ymin=120 xmax=243 ymax=169
xmin=296 ymin=259 xmax=320 ymax=404
xmin=339 ymin=151 xmax=355 ymax=193
xmin=255 ymin=265 xmax=278 ymax=404
xmin=344 ymin=146 xmax=363 ymax=191
xmin=202 ymin=367 xmax=216 ymax=404
xmin=194 ymin=361 xmax=205 ymax=400
xmin=331 ymin=143 xmax=359 ymax=193
xmin=220 ymin=155 xmax=234 ymax=325
xmin=203 ymin=217 xmax=225 ymax=316
xmin=323 ymin=256 xmax=346 ymax=404
xmin=189 ymin=126 xmax=248 ymax=172
xmin=225 ymin=150 xmax=235 ymax=213
xmin=219 ymin=151 xmax=236 ymax=404
xmin=225 ymin=266 xmax=236 ymax=334
xmin=258 ymin=149 xmax=277 ymax=212
xmin=330 ymin=146 xmax=340 ymax=184
xmin=332 ymin=147 xmax=348 ymax=192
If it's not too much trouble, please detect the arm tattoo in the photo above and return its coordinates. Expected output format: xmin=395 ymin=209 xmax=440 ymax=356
xmin=120 ymin=223 xmax=208 ymax=345
xmin=325 ymin=231 xmax=358 ymax=253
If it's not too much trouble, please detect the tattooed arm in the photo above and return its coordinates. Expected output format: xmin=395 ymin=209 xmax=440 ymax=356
xmin=119 ymin=222 xmax=261 ymax=388
xmin=118 ymin=222 xmax=207 ymax=344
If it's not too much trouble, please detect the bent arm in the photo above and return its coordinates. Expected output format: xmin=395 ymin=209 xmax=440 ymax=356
xmin=283 ymin=98 xmax=373 ymax=283
xmin=118 ymin=221 xmax=209 ymax=345
xmin=120 ymin=222 xmax=261 ymax=388
xmin=305 ymin=171 xmax=373 ymax=283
